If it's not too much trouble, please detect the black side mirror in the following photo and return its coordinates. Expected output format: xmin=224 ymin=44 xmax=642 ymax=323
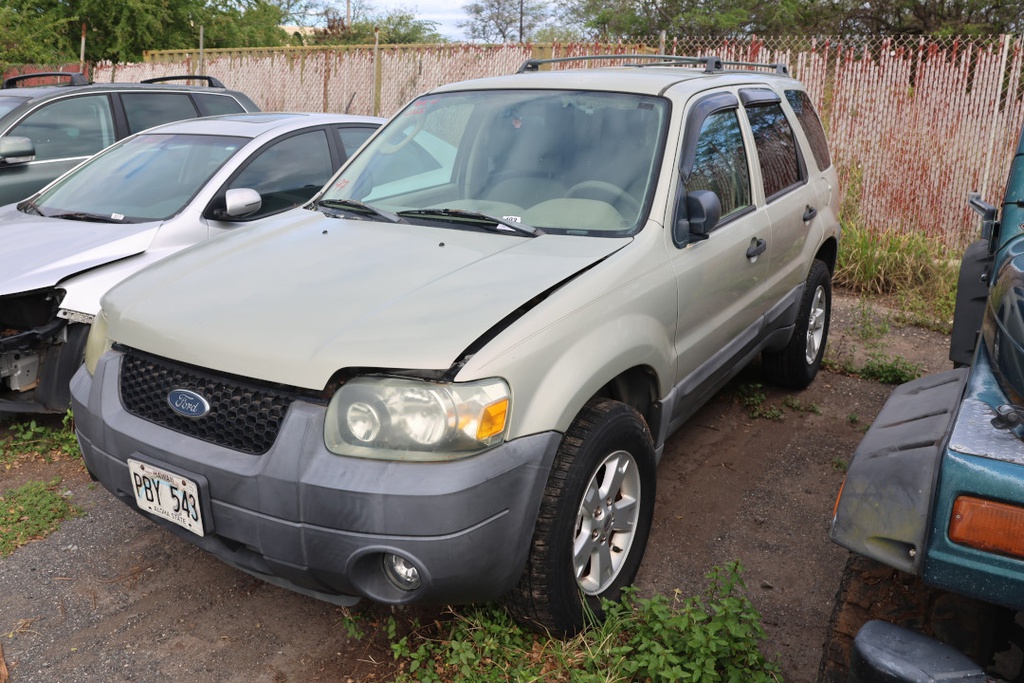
xmin=674 ymin=189 xmax=721 ymax=244
xmin=968 ymin=191 xmax=998 ymax=246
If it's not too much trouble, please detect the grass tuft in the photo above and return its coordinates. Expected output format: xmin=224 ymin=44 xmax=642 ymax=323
xmin=0 ymin=477 xmax=81 ymax=557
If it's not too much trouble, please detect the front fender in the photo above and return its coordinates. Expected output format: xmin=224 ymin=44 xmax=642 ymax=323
xmin=830 ymin=369 xmax=968 ymax=574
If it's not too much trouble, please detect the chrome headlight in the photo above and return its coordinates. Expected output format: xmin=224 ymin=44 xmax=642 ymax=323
xmin=324 ymin=376 xmax=510 ymax=460
xmin=83 ymin=309 xmax=112 ymax=376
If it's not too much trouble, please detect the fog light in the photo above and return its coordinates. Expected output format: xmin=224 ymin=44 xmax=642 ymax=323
xmin=383 ymin=553 xmax=421 ymax=591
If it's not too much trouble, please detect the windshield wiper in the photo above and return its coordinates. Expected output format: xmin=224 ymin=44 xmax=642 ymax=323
xmin=316 ymin=198 xmax=407 ymax=224
xmin=49 ymin=211 xmax=124 ymax=224
xmin=398 ymin=208 xmax=542 ymax=237
xmin=18 ymin=199 xmax=44 ymax=216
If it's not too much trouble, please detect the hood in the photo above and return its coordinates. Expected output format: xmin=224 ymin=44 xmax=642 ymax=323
xmin=105 ymin=212 xmax=629 ymax=390
xmin=0 ymin=206 xmax=158 ymax=295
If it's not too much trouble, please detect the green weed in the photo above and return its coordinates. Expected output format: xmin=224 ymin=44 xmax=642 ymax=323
xmin=859 ymin=353 xmax=922 ymax=384
xmin=388 ymin=562 xmax=781 ymax=683
xmin=1 ymin=410 xmax=80 ymax=467
xmin=737 ymin=384 xmax=785 ymax=421
xmin=0 ymin=478 xmax=81 ymax=556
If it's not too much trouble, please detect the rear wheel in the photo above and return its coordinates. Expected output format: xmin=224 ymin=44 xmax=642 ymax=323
xmin=763 ymin=259 xmax=831 ymax=389
xmin=506 ymin=399 xmax=656 ymax=636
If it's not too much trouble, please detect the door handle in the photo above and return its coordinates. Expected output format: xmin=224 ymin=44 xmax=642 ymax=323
xmin=803 ymin=205 xmax=818 ymax=222
xmin=746 ymin=238 xmax=767 ymax=259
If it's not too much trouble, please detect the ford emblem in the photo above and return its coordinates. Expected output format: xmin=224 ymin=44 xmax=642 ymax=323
xmin=167 ymin=389 xmax=211 ymax=418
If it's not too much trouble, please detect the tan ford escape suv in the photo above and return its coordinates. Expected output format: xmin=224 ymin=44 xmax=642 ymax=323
xmin=71 ymin=55 xmax=840 ymax=634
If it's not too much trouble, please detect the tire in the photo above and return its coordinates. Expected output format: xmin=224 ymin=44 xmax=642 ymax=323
xmin=763 ymin=259 xmax=831 ymax=390
xmin=506 ymin=399 xmax=656 ymax=636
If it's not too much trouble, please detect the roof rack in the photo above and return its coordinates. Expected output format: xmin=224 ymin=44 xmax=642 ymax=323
xmin=3 ymin=72 xmax=90 ymax=89
xmin=140 ymin=75 xmax=226 ymax=88
xmin=516 ymin=54 xmax=789 ymax=76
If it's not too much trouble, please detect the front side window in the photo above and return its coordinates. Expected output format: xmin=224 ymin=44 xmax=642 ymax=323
xmin=121 ymin=93 xmax=198 ymax=133
xmin=746 ymin=103 xmax=804 ymax=200
xmin=10 ymin=95 xmax=115 ymax=161
xmin=33 ymin=133 xmax=244 ymax=222
xmin=685 ymin=110 xmax=752 ymax=220
xmin=227 ymin=129 xmax=333 ymax=219
xmin=322 ymin=89 xmax=669 ymax=236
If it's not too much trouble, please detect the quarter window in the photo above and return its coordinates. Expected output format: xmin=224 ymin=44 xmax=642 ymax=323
xmin=10 ymin=95 xmax=115 ymax=161
xmin=746 ymin=104 xmax=804 ymax=200
xmin=686 ymin=110 xmax=752 ymax=220
xmin=193 ymin=93 xmax=247 ymax=116
xmin=785 ymin=90 xmax=831 ymax=171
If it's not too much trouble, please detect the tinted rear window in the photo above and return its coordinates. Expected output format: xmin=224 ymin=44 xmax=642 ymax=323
xmin=785 ymin=90 xmax=831 ymax=171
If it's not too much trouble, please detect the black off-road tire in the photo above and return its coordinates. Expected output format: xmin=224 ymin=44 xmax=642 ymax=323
xmin=819 ymin=553 xmax=1013 ymax=683
xmin=763 ymin=259 xmax=831 ymax=390
xmin=505 ymin=399 xmax=656 ymax=636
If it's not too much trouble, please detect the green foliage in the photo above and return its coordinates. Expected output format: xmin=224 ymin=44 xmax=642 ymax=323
xmin=783 ymin=395 xmax=822 ymax=415
xmin=388 ymin=562 xmax=780 ymax=683
xmin=0 ymin=478 xmax=81 ymax=557
xmin=2 ymin=411 xmax=81 ymax=467
xmin=737 ymin=384 xmax=784 ymax=421
xmin=852 ymin=298 xmax=890 ymax=341
xmin=859 ymin=352 xmax=922 ymax=384
xmin=832 ymin=457 xmax=848 ymax=472
xmin=309 ymin=8 xmax=446 ymax=45
xmin=0 ymin=6 xmax=75 ymax=69
xmin=835 ymin=222 xmax=957 ymax=333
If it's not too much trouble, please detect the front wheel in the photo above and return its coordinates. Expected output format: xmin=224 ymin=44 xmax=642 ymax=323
xmin=506 ymin=399 xmax=656 ymax=636
xmin=763 ymin=259 xmax=831 ymax=389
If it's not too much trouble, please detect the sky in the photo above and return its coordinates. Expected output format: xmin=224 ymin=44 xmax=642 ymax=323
xmin=374 ymin=0 xmax=469 ymax=40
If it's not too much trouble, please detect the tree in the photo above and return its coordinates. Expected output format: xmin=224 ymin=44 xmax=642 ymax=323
xmin=459 ymin=0 xmax=550 ymax=43
xmin=0 ymin=6 xmax=75 ymax=69
xmin=309 ymin=6 xmax=445 ymax=44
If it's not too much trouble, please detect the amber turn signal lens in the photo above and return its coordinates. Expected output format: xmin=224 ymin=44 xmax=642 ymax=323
xmin=949 ymin=495 xmax=1024 ymax=559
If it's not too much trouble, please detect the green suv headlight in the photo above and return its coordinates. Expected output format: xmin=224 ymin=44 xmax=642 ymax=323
xmin=324 ymin=377 xmax=510 ymax=460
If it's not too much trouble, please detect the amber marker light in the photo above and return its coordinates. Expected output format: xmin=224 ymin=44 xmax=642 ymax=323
xmin=832 ymin=477 xmax=846 ymax=519
xmin=949 ymin=495 xmax=1024 ymax=559
xmin=477 ymin=399 xmax=509 ymax=441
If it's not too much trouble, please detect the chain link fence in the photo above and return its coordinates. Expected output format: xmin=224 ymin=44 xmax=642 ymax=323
xmin=12 ymin=35 xmax=1024 ymax=249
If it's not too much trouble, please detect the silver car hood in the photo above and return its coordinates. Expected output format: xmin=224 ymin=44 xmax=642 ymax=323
xmin=0 ymin=207 xmax=157 ymax=295
xmin=105 ymin=212 xmax=630 ymax=390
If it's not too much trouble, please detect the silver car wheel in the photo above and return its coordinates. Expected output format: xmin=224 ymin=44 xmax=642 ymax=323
xmin=805 ymin=284 xmax=828 ymax=365
xmin=573 ymin=448 xmax=642 ymax=596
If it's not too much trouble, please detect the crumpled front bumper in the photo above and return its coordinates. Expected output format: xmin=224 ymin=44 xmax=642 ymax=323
xmin=71 ymin=350 xmax=561 ymax=606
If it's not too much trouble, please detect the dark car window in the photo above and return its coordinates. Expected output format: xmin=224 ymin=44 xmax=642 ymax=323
xmin=686 ymin=109 xmax=752 ymax=220
xmin=335 ymin=125 xmax=376 ymax=159
xmin=121 ymin=93 xmax=199 ymax=134
xmin=785 ymin=90 xmax=832 ymax=172
xmin=228 ymin=129 xmax=333 ymax=219
xmin=746 ymin=103 xmax=804 ymax=201
xmin=0 ymin=96 xmax=26 ymax=118
xmin=9 ymin=94 xmax=116 ymax=161
xmin=194 ymin=93 xmax=247 ymax=117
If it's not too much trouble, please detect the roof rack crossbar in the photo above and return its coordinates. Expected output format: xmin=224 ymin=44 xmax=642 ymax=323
xmin=3 ymin=72 xmax=90 ymax=89
xmin=516 ymin=54 xmax=788 ymax=76
xmin=140 ymin=75 xmax=226 ymax=88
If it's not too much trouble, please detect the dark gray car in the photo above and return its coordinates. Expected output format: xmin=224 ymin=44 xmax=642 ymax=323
xmin=0 ymin=71 xmax=259 ymax=205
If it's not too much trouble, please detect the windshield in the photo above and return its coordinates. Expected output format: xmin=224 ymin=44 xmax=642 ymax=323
xmin=321 ymin=89 xmax=668 ymax=236
xmin=32 ymin=133 xmax=245 ymax=222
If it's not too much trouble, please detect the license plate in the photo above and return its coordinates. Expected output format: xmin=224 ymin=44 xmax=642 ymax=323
xmin=127 ymin=459 xmax=204 ymax=537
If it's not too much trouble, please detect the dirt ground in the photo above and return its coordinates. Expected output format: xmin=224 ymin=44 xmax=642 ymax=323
xmin=0 ymin=290 xmax=953 ymax=683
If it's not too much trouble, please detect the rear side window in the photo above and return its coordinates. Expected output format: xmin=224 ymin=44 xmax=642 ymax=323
xmin=194 ymin=93 xmax=247 ymax=116
xmin=9 ymin=94 xmax=115 ymax=160
xmin=785 ymin=90 xmax=831 ymax=171
xmin=746 ymin=103 xmax=804 ymax=200
xmin=121 ymin=93 xmax=199 ymax=133
xmin=686 ymin=110 xmax=752 ymax=220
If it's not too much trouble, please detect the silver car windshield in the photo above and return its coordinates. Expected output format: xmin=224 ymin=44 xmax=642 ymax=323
xmin=322 ymin=89 xmax=668 ymax=236
xmin=33 ymin=133 xmax=245 ymax=223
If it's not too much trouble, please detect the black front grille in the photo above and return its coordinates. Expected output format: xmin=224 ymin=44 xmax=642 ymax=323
xmin=119 ymin=350 xmax=300 ymax=455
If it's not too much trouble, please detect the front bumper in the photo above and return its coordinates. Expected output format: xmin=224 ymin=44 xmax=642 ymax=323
xmin=72 ymin=351 xmax=561 ymax=606
xmin=848 ymin=621 xmax=993 ymax=683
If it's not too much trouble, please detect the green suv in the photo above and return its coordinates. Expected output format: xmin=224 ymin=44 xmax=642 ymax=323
xmin=0 ymin=71 xmax=259 ymax=205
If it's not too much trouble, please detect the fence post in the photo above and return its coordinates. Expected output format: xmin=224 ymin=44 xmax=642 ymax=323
xmin=373 ymin=30 xmax=381 ymax=117
xmin=981 ymin=34 xmax=1011 ymax=198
